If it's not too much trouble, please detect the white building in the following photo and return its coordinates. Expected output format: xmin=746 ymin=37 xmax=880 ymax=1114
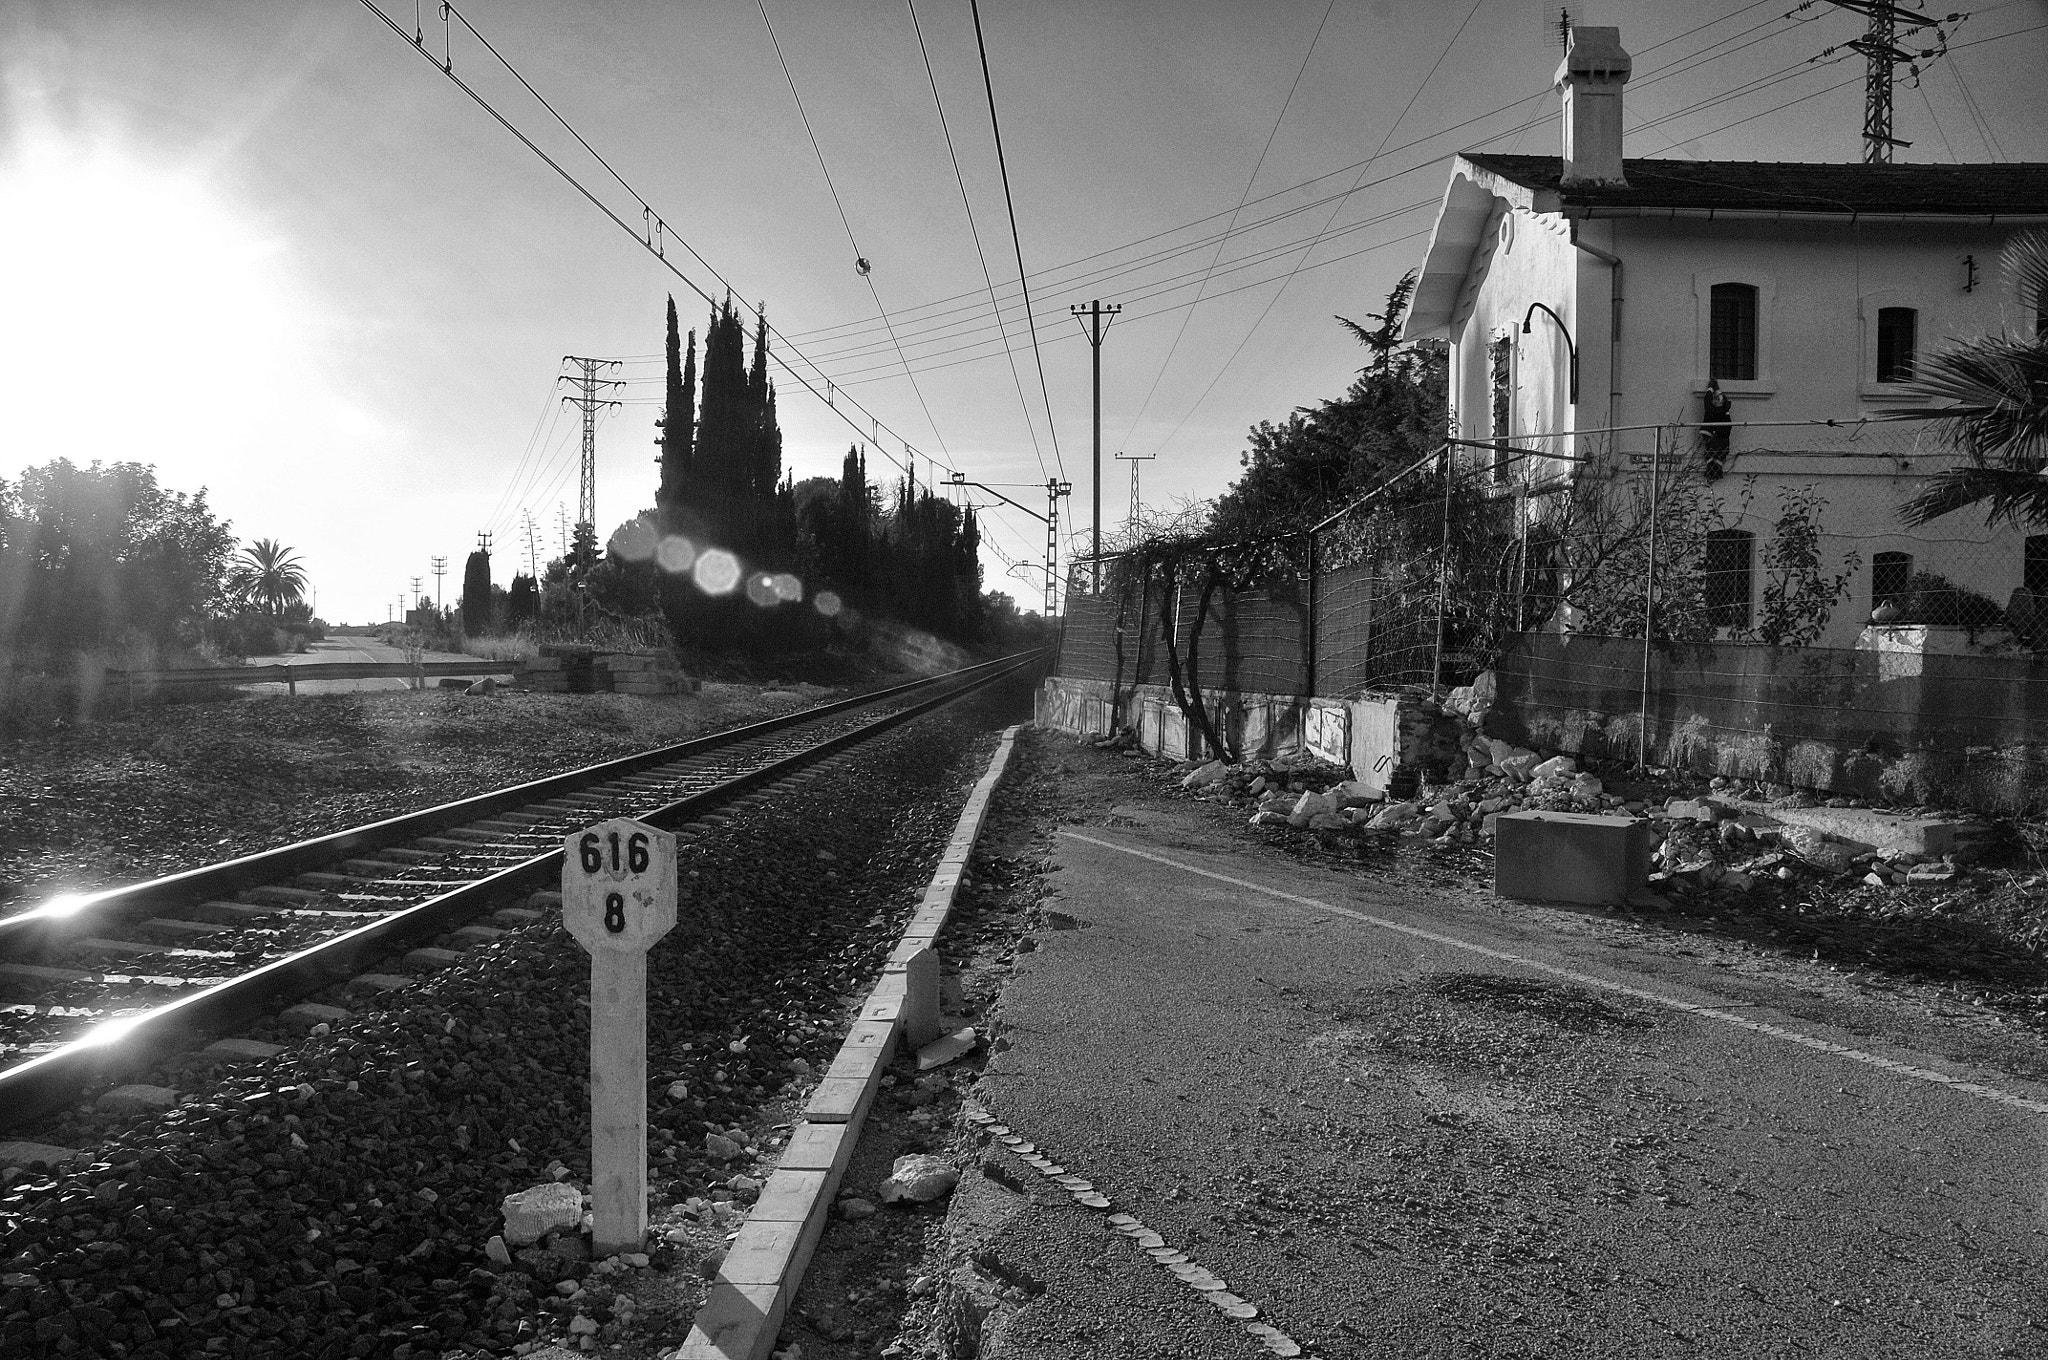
xmin=1401 ymin=25 xmax=2048 ymax=647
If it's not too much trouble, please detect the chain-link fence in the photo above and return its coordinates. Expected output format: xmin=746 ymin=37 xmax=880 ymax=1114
xmin=1058 ymin=415 xmax=2037 ymax=712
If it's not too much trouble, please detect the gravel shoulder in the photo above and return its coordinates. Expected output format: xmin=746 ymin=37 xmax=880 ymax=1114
xmin=0 ymin=674 xmax=1037 ymax=1360
xmin=868 ymin=733 xmax=2048 ymax=1360
xmin=0 ymin=681 xmax=857 ymax=913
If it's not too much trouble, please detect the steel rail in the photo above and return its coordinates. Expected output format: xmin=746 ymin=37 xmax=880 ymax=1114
xmin=0 ymin=654 xmax=1036 ymax=1131
xmin=0 ymin=653 xmax=1032 ymax=954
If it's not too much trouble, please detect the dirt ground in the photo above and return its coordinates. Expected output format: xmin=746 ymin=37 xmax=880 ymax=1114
xmin=0 ymin=681 xmax=847 ymax=913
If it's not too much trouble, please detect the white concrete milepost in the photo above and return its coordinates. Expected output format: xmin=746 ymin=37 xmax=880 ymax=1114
xmin=561 ymin=817 xmax=678 ymax=1257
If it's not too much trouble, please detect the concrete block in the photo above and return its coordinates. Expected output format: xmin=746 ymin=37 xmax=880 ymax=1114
xmin=718 ymin=1218 xmax=811 ymax=1286
xmin=749 ymin=1169 xmax=828 ymax=1224
xmin=775 ymin=1122 xmax=856 ymax=1178
xmin=95 ymin=1084 xmax=180 ymax=1117
xmin=678 ymin=1280 xmax=784 ymax=1360
xmin=896 ymin=946 xmax=943 ymax=1051
xmin=279 ymin=1002 xmax=349 ymax=1031
xmin=861 ymin=996 xmax=902 ymax=1027
xmin=200 ymin=1038 xmax=284 ymax=1062
xmin=0 ymin=1141 xmax=78 ymax=1170
xmin=804 ymin=1077 xmax=877 ymax=1125
xmin=1493 ymin=810 xmax=1654 ymax=907
xmin=824 ymin=1044 xmax=887 ymax=1085
xmin=346 ymin=972 xmax=414 ymax=994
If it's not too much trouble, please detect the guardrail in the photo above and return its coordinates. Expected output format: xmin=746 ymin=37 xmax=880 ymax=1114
xmin=103 ymin=659 xmax=519 ymax=695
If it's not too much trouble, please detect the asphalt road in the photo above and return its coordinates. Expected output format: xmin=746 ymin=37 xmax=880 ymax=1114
xmin=966 ymin=785 xmax=2048 ymax=1359
xmin=241 ymin=634 xmax=490 ymax=695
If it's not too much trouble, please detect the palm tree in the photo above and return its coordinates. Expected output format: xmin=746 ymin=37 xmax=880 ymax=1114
xmin=233 ymin=538 xmax=309 ymax=616
xmin=1897 ymin=229 xmax=2048 ymax=526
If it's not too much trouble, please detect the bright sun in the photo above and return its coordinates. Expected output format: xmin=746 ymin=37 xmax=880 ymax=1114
xmin=0 ymin=133 xmax=303 ymax=470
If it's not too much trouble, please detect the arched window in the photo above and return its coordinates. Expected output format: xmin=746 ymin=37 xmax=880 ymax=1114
xmin=1703 ymin=529 xmax=1754 ymax=627
xmin=1876 ymin=307 xmax=1917 ymax=382
xmin=1709 ymin=283 xmax=1758 ymax=381
xmin=1872 ymin=551 xmax=1912 ymax=611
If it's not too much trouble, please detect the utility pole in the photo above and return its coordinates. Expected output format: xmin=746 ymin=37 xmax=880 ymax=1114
xmin=560 ymin=356 xmax=622 ymax=537
xmin=1813 ymin=2 xmax=1958 ymax=163
xmin=523 ymin=512 xmax=540 ymax=579
xmin=409 ymin=577 xmax=423 ymax=612
xmin=1069 ymin=300 xmax=1121 ymax=576
xmin=430 ymin=555 xmax=447 ymax=610
xmin=558 ymin=506 xmax=571 ymax=557
xmin=1044 ymin=478 xmax=1071 ymax=616
xmin=1115 ymin=449 xmax=1154 ymax=539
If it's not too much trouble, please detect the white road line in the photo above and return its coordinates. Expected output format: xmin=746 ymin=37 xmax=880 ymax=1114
xmin=1059 ymin=830 xmax=2048 ymax=1118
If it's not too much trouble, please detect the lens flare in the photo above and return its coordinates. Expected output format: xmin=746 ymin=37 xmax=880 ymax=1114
xmin=656 ymin=535 xmax=697 ymax=573
xmin=81 ymin=1014 xmax=143 ymax=1046
xmin=814 ymin=590 xmax=843 ymax=618
xmin=744 ymin=573 xmax=778 ymax=607
xmin=37 ymin=893 xmax=90 ymax=919
xmin=693 ymin=549 xmax=740 ymax=595
xmin=771 ymin=573 xmax=803 ymax=603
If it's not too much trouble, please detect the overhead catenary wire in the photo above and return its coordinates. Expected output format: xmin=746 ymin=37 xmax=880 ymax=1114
xmin=780 ymin=0 xmax=1817 ymax=353
xmin=354 ymin=0 xmax=954 ymax=494
xmin=906 ymin=0 xmax=1048 ymax=482
xmin=967 ymin=0 xmax=1063 ymax=480
xmin=1141 ymin=0 xmax=1489 ymax=462
xmin=1118 ymin=0 xmax=1340 ymax=450
xmin=755 ymin=0 xmax=953 ymax=460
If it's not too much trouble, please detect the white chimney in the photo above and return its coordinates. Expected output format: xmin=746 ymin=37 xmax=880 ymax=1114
xmin=1555 ymin=26 xmax=1631 ymax=187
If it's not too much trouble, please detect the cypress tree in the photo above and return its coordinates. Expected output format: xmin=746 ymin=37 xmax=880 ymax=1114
xmin=656 ymin=296 xmax=695 ymax=518
xmin=460 ymin=548 xmax=492 ymax=634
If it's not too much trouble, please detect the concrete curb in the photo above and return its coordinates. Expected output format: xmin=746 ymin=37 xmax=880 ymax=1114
xmin=672 ymin=723 xmax=1026 ymax=1360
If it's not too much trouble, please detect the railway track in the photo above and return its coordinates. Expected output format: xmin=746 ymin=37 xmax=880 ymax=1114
xmin=0 ymin=654 xmax=1035 ymax=1132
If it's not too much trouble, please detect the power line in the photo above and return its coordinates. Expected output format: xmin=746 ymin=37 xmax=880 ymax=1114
xmin=1142 ymin=0 xmax=1488 ymax=461
xmin=967 ymin=0 xmax=1063 ymax=479
xmin=755 ymin=0 xmax=952 ymax=460
xmin=355 ymin=0 xmax=956 ymax=492
xmin=1119 ymin=0 xmax=1339 ymax=449
xmin=906 ymin=0 xmax=1047 ymax=482
xmin=782 ymin=2 xmax=1809 ymax=355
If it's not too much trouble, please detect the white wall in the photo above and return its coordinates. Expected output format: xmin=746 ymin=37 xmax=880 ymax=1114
xmin=1444 ymin=203 xmax=2039 ymax=646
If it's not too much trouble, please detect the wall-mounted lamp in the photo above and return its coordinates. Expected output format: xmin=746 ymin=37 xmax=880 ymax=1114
xmin=1520 ymin=302 xmax=1579 ymax=404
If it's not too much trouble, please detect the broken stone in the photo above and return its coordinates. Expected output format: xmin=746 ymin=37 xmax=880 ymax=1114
xmin=502 ymin=1183 xmax=584 ymax=1247
xmin=704 ymin=1132 xmax=743 ymax=1160
xmin=878 ymin=1154 xmax=959 ymax=1204
xmin=465 ymin=676 xmax=497 ymax=696
xmin=1532 ymin=755 xmax=1577 ymax=780
xmin=1365 ymin=801 xmax=1420 ymax=831
xmin=1180 ymin=759 xmax=1230 ymax=790
xmin=916 ymin=1026 xmax=978 ymax=1070
xmin=486 ymin=1236 xmax=512 ymax=1266
xmin=838 ymin=1197 xmax=877 ymax=1220
xmin=1906 ymin=864 xmax=1958 ymax=885
xmin=1497 ymin=753 xmax=1539 ymax=782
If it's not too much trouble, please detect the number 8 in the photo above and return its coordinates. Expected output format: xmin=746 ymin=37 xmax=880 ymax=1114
xmin=603 ymin=892 xmax=626 ymax=934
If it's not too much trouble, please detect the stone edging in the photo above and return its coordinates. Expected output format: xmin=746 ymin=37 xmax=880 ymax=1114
xmin=671 ymin=724 xmax=1026 ymax=1359
xmin=964 ymin=1107 xmax=1308 ymax=1358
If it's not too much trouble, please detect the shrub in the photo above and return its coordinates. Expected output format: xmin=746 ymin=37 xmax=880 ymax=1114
xmin=1889 ymin=570 xmax=2006 ymax=627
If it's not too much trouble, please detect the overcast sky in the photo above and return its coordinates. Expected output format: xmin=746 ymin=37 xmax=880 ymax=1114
xmin=4 ymin=0 xmax=2045 ymax=625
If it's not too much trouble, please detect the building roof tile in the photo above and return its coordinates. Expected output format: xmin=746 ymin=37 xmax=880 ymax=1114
xmin=1463 ymin=154 xmax=2048 ymax=216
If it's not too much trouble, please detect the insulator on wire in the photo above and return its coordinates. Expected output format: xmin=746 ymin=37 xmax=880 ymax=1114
xmin=855 ymin=256 xmax=872 ymax=277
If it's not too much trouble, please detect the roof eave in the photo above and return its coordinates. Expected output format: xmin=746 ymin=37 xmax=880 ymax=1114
xmin=1401 ymin=156 xmax=1560 ymax=341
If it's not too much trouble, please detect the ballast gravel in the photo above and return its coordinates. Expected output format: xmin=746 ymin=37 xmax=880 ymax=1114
xmin=0 ymin=673 xmax=1033 ymax=1359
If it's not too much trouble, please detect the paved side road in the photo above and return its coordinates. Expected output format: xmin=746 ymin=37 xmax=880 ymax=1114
xmin=240 ymin=634 xmax=492 ymax=694
xmin=962 ymin=780 xmax=2048 ymax=1358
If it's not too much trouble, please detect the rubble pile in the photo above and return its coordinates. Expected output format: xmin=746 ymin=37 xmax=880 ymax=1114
xmin=1104 ymin=678 xmax=1999 ymax=912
